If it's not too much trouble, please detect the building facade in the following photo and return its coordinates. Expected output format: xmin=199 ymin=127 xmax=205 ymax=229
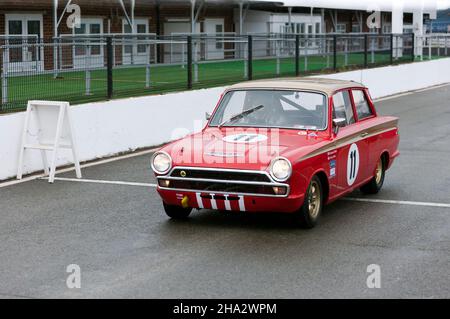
xmin=0 ymin=0 xmax=416 ymax=72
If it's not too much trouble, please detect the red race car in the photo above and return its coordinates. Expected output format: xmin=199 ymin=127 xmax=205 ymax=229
xmin=151 ymin=78 xmax=399 ymax=228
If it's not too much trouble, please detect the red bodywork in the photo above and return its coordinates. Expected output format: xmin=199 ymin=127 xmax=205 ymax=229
xmin=154 ymin=86 xmax=399 ymax=213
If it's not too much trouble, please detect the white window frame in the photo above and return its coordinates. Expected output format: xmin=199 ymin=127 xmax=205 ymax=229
xmin=72 ymin=17 xmax=104 ymax=57
xmin=5 ymin=13 xmax=44 ymax=72
xmin=71 ymin=17 xmax=104 ymax=69
xmin=122 ymin=18 xmax=149 ymax=58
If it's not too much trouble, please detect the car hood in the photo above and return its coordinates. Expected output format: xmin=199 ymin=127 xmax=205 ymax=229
xmin=162 ymin=127 xmax=330 ymax=171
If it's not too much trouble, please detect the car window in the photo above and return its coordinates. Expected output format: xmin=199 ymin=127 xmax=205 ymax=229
xmin=332 ymin=90 xmax=355 ymax=125
xmin=209 ymin=90 xmax=328 ymax=130
xmin=221 ymin=91 xmax=246 ymax=120
xmin=352 ymin=90 xmax=373 ymax=120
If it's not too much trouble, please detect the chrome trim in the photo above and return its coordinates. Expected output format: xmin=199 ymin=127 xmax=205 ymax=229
xmin=269 ymin=157 xmax=293 ymax=182
xmin=167 ymin=166 xmax=275 ymax=181
xmin=151 ymin=151 xmax=172 ymax=175
xmin=157 ymin=166 xmax=291 ymax=197
xmin=157 ymin=186 xmax=290 ymax=198
xmin=159 ymin=176 xmax=288 ymax=187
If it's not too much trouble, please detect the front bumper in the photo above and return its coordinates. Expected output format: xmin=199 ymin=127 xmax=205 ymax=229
xmin=157 ymin=188 xmax=304 ymax=213
xmin=155 ymin=167 xmax=304 ymax=213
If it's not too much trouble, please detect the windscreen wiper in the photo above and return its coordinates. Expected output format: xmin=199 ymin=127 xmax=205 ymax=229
xmin=218 ymin=104 xmax=265 ymax=128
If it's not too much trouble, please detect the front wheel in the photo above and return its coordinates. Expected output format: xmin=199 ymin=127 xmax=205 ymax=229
xmin=360 ymin=157 xmax=385 ymax=194
xmin=163 ymin=203 xmax=192 ymax=219
xmin=293 ymin=176 xmax=323 ymax=229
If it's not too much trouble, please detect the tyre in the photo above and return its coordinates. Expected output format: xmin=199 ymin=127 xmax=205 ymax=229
xmin=163 ymin=202 xmax=192 ymax=219
xmin=360 ymin=156 xmax=385 ymax=195
xmin=293 ymin=176 xmax=323 ymax=229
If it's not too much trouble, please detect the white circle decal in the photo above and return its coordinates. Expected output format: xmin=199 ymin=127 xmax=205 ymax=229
xmin=223 ymin=134 xmax=267 ymax=143
xmin=347 ymin=143 xmax=360 ymax=186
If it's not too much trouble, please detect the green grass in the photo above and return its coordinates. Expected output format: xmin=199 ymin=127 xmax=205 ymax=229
xmin=0 ymin=51 xmax=437 ymax=113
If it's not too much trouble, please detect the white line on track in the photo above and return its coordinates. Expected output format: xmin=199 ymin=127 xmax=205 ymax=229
xmin=0 ymin=148 xmax=157 ymax=189
xmin=41 ymin=177 xmax=450 ymax=209
xmin=343 ymin=197 xmax=450 ymax=209
xmin=44 ymin=177 xmax=157 ymax=188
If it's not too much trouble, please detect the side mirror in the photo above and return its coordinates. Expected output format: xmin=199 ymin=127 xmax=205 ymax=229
xmin=205 ymin=112 xmax=211 ymax=121
xmin=332 ymin=118 xmax=346 ymax=135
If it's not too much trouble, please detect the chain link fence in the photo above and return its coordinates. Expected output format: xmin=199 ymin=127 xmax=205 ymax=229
xmin=0 ymin=33 xmax=421 ymax=113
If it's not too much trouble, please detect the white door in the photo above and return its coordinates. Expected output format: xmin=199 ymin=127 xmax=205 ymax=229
xmin=204 ymin=18 xmax=225 ymax=60
xmin=163 ymin=21 xmax=200 ymax=63
xmin=73 ymin=18 xmax=103 ymax=69
xmin=122 ymin=18 xmax=149 ymax=65
xmin=5 ymin=14 xmax=43 ymax=73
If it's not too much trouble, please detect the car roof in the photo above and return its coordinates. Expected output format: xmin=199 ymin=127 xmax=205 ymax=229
xmin=227 ymin=77 xmax=365 ymax=95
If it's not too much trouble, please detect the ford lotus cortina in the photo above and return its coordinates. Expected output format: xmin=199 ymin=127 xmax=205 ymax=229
xmin=151 ymin=78 xmax=399 ymax=228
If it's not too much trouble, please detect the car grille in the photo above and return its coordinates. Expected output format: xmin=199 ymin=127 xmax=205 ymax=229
xmin=159 ymin=167 xmax=289 ymax=197
xmin=170 ymin=168 xmax=271 ymax=182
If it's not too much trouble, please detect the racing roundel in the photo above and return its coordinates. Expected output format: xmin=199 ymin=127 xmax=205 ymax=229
xmin=223 ymin=134 xmax=267 ymax=143
xmin=347 ymin=143 xmax=360 ymax=186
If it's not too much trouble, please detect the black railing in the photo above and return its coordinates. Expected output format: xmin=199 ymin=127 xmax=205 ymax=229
xmin=0 ymin=33 xmax=425 ymax=113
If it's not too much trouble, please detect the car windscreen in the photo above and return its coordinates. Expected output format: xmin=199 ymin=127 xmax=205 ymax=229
xmin=209 ymin=90 xmax=328 ymax=130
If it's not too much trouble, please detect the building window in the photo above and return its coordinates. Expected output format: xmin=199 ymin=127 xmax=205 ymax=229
xmin=5 ymin=14 xmax=43 ymax=66
xmin=296 ymin=23 xmax=306 ymax=34
xmin=352 ymin=24 xmax=361 ymax=33
xmin=215 ymin=24 xmax=223 ymax=49
xmin=137 ymin=23 xmax=148 ymax=53
xmin=336 ymin=23 xmax=347 ymax=33
xmin=122 ymin=18 xmax=149 ymax=56
xmin=73 ymin=18 xmax=103 ymax=57
xmin=315 ymin=22 xmax=321 ymax=34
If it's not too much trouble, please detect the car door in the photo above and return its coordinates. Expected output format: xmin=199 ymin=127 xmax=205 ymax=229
xmin=331 ymin=89 xmax=369 ymax=195
xmin=350 ymin=89 xmax=377 ymax=180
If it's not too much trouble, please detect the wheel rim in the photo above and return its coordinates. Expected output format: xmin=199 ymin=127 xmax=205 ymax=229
xmin=308 ymin=180 xmax=321 ymax=219
xmin=375 ymin=159 xmax=383 ymax=185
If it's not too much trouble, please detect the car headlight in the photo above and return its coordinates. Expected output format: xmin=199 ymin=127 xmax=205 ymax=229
xmin=151 ymin=151 xmax=172 ymax=175
xmin=270 ymin=157 xmax=292 ymax=182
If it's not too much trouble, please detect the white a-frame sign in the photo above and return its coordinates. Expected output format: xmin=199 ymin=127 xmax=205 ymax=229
xmin=17 ymin=101 xmax=82 ymax=183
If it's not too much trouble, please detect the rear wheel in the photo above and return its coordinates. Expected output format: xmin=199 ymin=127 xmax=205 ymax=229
xmin=360 ymin=157 xmax=385 ymax=194
xmin=293 ymin=176 xmax=323 ymax=229
xmin=163 ymin=203 xmax=192 ymax=219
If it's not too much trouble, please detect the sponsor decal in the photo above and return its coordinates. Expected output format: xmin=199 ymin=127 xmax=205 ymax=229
xmin=329 ymin=159 xmax=336 ymax=178
xmin=327 ymin=149 xmax=337 ymax=160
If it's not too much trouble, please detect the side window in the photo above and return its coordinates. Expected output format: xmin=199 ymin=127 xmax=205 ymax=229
xmin=332 ymin=90 xmax=355 ymax=125
xmin=353 ymin=90 xmax=373 ymax=120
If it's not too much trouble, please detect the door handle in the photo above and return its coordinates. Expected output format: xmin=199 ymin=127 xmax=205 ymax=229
xmin=360 ymin=132 xmax=369 ymax=138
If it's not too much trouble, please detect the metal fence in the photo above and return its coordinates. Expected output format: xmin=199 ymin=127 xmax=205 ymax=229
xmin=0 ymin=33 xmax=423 ymax=113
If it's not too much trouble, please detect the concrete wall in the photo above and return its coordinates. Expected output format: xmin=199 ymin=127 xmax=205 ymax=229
xmin=1 ymin=57 xmax=450 ymax=181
